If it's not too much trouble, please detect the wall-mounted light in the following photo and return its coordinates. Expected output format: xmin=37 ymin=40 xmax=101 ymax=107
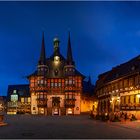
xmin=54 ymin=56 xmax=59 ymax=61
xmin=137 ymin=93 xmax=140 ymax=98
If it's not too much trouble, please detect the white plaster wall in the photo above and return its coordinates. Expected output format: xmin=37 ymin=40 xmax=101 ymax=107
xmin=47 ymin=95 xmax=52 ymax=108
xmin=74 ymin=94 xmax=81 ymax=114
xmin=60 ymin=95 xmax=65 ymax=107
xmin=31 ymin=93 xmax=38 ymax=114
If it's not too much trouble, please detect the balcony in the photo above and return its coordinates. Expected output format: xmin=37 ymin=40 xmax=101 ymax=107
xmin=37 ymin=98 xmax=47 ymax=107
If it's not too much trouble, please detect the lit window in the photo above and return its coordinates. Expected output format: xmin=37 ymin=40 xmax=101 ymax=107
xmin=13 ymin=90 xmax=17 ymax=94
xmin=11 ymin=94 xmax=18 ymax=102
xmin=69 ymin=94 xmax=72 ymax=99
xmin=44 ymin=81 xmax=47 ymax=85
xmin=73 ymin=80 xmax=75 ymax=84
xmin=51 ymin=83 xmax=54 ymax=87
xmin=66 ymin=94 xmax=68 ymax=99
xmin=21 ymin=98 xmax=24 ymax=103
xmin=67 ymin=108 xmax=72 ymax=114
xmin=65 ymin=80 xmax=68 ymax=85
xmin=69 ymin=80 xmax=72 ymax=85
xmin=40 ymin=94 xmax=43 ymax=99
xmin=41 ymin=80 xmax=43 ymax=84
xmin=55 ymin=83 xmax=57 ymax=87
xmin=28 ymin=97 xmax=31 ymax=103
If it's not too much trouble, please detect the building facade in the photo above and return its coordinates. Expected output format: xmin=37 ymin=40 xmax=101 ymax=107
xmin=95 ymin=55 xmax=140 ymax=119
xmin=7 ymin=85 xmax=31 ymax=114
xmin=27 ymin=33 xmax=87 ymax=115
xmin=81 ymin=77 xmax=97 ymax=114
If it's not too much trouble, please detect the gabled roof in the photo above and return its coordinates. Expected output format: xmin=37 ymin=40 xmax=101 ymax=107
xmin=7 ymin=84 xmax=30 ymax=100
xmin=27 ymin=71 xmax=38 ymax=78
xmin=0 ymin=96 xmax=7 ymax=101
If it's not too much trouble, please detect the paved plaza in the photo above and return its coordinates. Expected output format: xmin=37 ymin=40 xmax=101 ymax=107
xmin=1 ymin=115 xmax=140 ymax=139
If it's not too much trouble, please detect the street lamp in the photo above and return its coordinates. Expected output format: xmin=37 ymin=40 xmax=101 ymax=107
xmin=117 ymin=96 xmax=120 ymax=102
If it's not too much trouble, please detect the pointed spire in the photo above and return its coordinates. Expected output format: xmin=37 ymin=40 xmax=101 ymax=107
xmin=67 ymin=31 xmax=74 ymax=65
xmin=88 ymin=75 xmax=92 ymax=85
xmin=39 ymin=32 xmax=46 ymax=65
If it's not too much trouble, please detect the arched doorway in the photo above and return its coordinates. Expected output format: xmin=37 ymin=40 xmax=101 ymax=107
xmin=52 ymin=97 xmax=60 ymax=115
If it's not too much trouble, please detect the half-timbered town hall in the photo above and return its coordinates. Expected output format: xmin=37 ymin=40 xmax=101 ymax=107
xmin=27 ymin=33 xmax=92 ymax=115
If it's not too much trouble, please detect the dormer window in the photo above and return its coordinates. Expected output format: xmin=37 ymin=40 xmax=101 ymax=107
xmin=131 ymin=66 xmax=135 ymax=71
xmin=37 ymin=79 xmax=47 ymax=86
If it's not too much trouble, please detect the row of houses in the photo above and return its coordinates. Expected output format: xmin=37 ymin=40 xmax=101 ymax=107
xmin=95 ymin=55 xmax=140 ymax=119
xmin=1 ymin=33 xmax=140 ymax=118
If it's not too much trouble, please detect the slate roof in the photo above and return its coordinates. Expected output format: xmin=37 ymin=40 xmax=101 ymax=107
xmin=82 ymin=77 xmax=94 ymax=96
xmin=0 ymin=96 xmax=7 ymax=101
xmin=28 ymin=68 xmax=85 ymax=78
xmin=27 ymin=33 xmax=85 ymax=79
xmin=96 ymin=55 xmax=140 ymax=89
xmin=7 ymin=84 xmax=30 ymax=101
xmin=27 ymin=71 xmax=37 ymax=78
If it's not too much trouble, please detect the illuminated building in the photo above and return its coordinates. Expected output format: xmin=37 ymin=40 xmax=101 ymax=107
xmin=27 ymin=32 xmax=93 ymax=115
xmin=7 ymin=85 xmax=31 ymax=114
xmin=95 ymin=55 xmax=140 ymax=119
xmin=81 ymin=77 xmax=97 ymax=114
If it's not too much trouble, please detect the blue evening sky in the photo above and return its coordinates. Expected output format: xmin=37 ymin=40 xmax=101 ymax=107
xmin=0 ymin=1 xmax=140 ymax=95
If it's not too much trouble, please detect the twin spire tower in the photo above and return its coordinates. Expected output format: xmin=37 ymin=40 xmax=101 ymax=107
xmin=38 ymin=32 xmax=74 ymax=66
xmin=38 ymin=32 xmax=75 ymax=77
xmin=28 ymin=32 xmax=84 ymax=115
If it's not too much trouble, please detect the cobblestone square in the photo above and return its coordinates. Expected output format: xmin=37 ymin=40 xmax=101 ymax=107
xmin=0 ymin=115 xmax=140 ymax=139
